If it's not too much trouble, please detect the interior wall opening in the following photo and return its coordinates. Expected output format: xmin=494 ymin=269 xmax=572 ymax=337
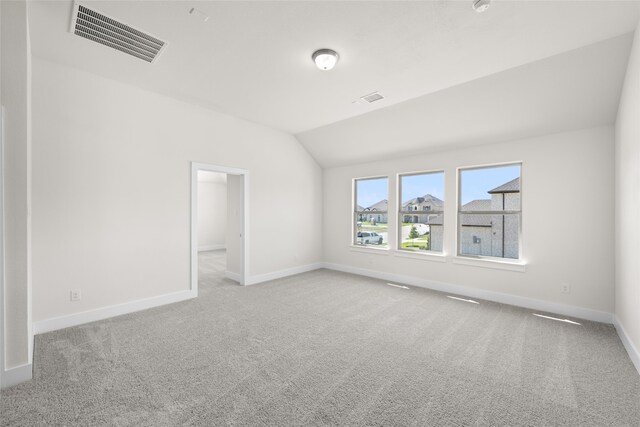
xmin=196 ymin=171 xmax=229 ymax=289
xmin=191 ymin=163 xmax=249 ymax=291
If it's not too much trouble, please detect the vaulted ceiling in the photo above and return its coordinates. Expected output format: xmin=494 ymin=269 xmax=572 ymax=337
xmin=28 ymin=1 xmax=640 ymax=166
xmin=298 ymin=34 xmax=633 ymax=167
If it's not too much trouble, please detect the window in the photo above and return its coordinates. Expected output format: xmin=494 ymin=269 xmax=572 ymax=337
xmin=354 ymin=177 xmax=388 ymax=248
xmin=398 ymin=171 xmax=444 ymax=252
xmin=458 ymin=163 xmax=521 ymax=260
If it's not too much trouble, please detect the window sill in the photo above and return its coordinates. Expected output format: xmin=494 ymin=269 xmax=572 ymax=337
xmin=393 ymin=250 xmax=447 ymax=263
xmin=349 ymin=245 xmax=391 ymax=255
xmin=452 ymin=256 xmax=526 ymax=272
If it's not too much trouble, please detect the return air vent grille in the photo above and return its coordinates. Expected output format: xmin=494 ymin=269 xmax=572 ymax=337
xmin=70 ymin=3 xmax=167 ymax=63
xmin=361 ymin=92 xmax=385 ymax=103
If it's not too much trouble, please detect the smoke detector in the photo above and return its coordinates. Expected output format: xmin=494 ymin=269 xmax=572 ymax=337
xmin=472 ymin=0 xmax=491 ymax=13
xmin=189 ymin=8 xmax=209 ymax=23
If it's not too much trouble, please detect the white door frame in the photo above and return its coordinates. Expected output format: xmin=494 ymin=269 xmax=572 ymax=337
xmin=0 ymin=107 xmax=5 ymax=386
xmin=191 ymin=162 xmax=249 ymax=291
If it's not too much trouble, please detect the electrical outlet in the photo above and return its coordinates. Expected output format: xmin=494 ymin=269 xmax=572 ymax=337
xmin=560 ymin=283 xmax=571 ymax=294
xmin=70 ymin=289 xmax=81 ymax=302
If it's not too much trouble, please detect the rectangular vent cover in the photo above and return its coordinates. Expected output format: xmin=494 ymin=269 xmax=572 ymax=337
xmin=361 ymin=92 xmax=384 ymax=103
xmin=70 ymin=3 xmax=166 ymax=63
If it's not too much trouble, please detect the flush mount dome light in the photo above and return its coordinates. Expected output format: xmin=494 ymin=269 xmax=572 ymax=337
xmin=473 ymin=0 xmax=491 ymax=13
xmin=312 ymin=49 xmax=339 ymax=71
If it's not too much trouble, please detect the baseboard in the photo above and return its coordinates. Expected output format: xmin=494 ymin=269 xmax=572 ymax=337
xmin=246 ymin=263 xmax=324 ymax=286
xmin=614 ymin=316 xmax=640 ymax=375
xmin=323 ymin=263 xmax=613 ymax=324
xmin=33 ymin=289 xmax=197 ymax=335
xmin=1 ymin=363 xmax=32 ymax=389
xmin=224 ymin=270 xmax=241 ymax=282
xmin=198 ymin=244 xmax=225 ymax=252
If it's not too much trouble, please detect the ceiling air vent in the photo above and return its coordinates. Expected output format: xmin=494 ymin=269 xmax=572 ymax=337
xmin=70 ymin=2 xmax=167 ymax=63
xmin=361 ymin=92 xmax=385 ymax=103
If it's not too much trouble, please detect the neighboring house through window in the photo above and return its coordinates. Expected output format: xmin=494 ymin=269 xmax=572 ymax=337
xmin=399 ymin=171 xmax=444 ymax=252
xmin=458 ymin=164 xmax=521 ymax=259
xmin=354 ymin=177 xmax=389 ymax=248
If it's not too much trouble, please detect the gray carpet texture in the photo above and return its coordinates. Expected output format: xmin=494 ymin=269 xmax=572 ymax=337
xmin=1 ymin=250 xmax=639 ymax=426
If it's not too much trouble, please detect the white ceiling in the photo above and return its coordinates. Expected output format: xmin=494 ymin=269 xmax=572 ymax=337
xmin=298 ymin=33 xmax=634 ymax=167
xmin=28 ymin=0 xmax=640 ymax=136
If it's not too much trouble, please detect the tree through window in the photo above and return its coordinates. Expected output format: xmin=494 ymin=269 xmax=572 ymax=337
xmin=398 ymin=172 xmax=444 ymax=252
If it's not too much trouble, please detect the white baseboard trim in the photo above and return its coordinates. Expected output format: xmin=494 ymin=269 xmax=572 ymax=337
xmin=224 ymin=270 xmax=241 ymax=282
xmin=246 ymin=263 xmax=324 ymax=286
xmin=614 ymin=316 xmax=640 ymax=375
xmin=198 ymin=244 xmax=225 ymax=252
xmin=323 ymin=263 xmax=613 ymax=324
xmin=1 ymin=363 xmax=32 ymax=389
xmin=33 ymin=289 xmax=197 ymax=335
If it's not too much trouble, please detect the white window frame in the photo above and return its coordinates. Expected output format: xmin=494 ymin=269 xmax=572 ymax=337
xmin=397 ymin=170 xmax=445 ymax=254
xmin=353 ymin=176 xmax=389 ymax=250
xmin=456 ymin=162 xmax=523 ymax=263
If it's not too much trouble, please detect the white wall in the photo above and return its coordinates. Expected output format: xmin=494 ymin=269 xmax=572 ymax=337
xmin=31 ymin=57 xmax=323 ymax=323
xmin=324 ymin=127 xmax=615 ymax=317
xmin=197 ymin=173 xmax=227 ymax=251
xmin=615 ymin=26 xmax=640 ymax=371
xmin=1 ymin=0 xmax=32 ymax=378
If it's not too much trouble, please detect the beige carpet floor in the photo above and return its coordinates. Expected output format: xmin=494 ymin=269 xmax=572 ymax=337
xmin=1 ymin=250 xmax=639 ymax=426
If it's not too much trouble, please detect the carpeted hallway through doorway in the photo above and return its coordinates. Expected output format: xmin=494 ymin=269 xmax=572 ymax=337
xmin=1 ymin=250 xmax=639 ymax=426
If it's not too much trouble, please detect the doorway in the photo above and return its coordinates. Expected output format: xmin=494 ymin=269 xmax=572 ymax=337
xmin=191 ymin=163 xmax=249 ymax=292
xmin=196 ymin=170 xmax=227 ymax=287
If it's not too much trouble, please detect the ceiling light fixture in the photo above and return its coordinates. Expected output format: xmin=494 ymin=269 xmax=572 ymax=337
xmin=472 ymin=0 xmax=491 ymax=13
xmin=312 ymin=49 xmax=339 ymax=71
